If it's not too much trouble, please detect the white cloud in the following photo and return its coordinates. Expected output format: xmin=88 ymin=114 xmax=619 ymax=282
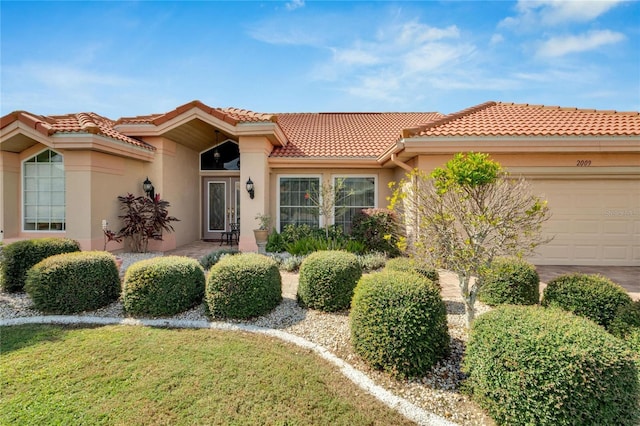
xmin=537 ymin=30 xmax=625 ymax=57
xmin=285 ymin=0 xmax=305 ymax=11
xmin=395 ymin=22 xmax=460 ymax=45
xmin=490 ymin=34 xmax=505 ymax=45
xmin=333 ymin=48 xmax=381 ymax=66
xmin=501 ymin=0 xmax=625 ymax=29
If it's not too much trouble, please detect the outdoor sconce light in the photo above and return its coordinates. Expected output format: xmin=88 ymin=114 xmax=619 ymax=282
xmin=246 ymin=177 xmax=255 ymax=199
xmin=143 ymin=177 xmax=155 ymax=199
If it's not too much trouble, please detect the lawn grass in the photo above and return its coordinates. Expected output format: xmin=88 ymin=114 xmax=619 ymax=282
xmin=1 ymin=324 xmax=415 ymax=425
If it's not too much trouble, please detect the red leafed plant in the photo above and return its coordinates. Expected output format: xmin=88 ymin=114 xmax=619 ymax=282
xmin=117 ymin=193 xmax=179 ymax=253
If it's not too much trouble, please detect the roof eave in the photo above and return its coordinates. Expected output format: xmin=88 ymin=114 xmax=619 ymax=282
xmin=269 ymin=156 xmax=379 ymax=169
xmin=52 ymin=133 xmax=155 ymax=161
xmin=401 ymin=135 xmax=640 ymax=154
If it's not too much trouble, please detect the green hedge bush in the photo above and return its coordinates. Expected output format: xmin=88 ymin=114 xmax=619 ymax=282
xmin=351 ymin=208 xmax=401 ymax=256
xmin=24 ymin=251 xmax=120 ymax=314
xmin=383 ymin=257 xmax=439 ymax=286
xmin=477 ymin=257 xmax=539 ymax=306
xmin=199 ymin=249 xmax=239 ymax=270
xmin=610 ymin=300 xmax=640 ymax=339
xmin=1 ymin=238 xmax=80 ymax=292
xmin=350 ymin=270 xmax=449 ymax=378
xmin=463 ymin=305 xmax=639 ymax=425
xmin=297 ymin=250 xmax=362 ymax=312
xmin=541 ymin=273 xmax=632 ymax=329
xmin=205 ymin=253 xmax=282 ymax=319
xmin=123 ymin=256 xmax=205 ymax=316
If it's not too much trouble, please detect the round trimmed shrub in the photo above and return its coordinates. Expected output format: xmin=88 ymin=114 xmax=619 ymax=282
xmin=1 ymin=238 xmax=80 ymax=292
xmin=383 ymin=257 xmax=439 ymax=286
xmin=350 ymin=270 xmax=449 ymax=378
xmin=541 ymin=273 xmax=632 ymax=329
xmin=297 ymin=250 xmax=362 ymax=312
xmin=463 ymin=305 xmax=639 ymax=426
xmin=206 ymin=253 xmax=281 ymax=319
xmin=610 ymin=300 xmax=640 ymax=339
xmin=123 ymin=256 xmax=205 ymax=316
xmin=477 ymin=257 xmax=539 ymax=306
xmin=24 ymin=251 xmax=120 ymax=314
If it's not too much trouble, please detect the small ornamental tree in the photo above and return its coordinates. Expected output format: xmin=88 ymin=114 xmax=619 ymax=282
xmin=305 ymin=178 xmax=354 ymax=238
xmin=389 ymin=152 xmax=551 ymax=327
xmin=117 ymin=193 xmax=179 ymax=253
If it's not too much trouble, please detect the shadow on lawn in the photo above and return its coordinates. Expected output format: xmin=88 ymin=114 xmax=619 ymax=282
xmin=0 ymin=324 xmax=97 ymax=354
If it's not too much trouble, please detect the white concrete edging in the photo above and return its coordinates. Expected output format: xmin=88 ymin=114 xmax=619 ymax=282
xmin=1 ymin=315 xmax=458 ymax=426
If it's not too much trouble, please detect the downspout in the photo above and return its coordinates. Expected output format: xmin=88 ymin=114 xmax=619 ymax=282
xmin=390 ymin=152 xmax=413 ymax=172
xmin=389 ymin=150 xmax=419 ymax=253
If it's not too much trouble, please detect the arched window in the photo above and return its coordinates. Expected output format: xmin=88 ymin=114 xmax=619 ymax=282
xmin=23 ymin=149 xmax=65 ymax=231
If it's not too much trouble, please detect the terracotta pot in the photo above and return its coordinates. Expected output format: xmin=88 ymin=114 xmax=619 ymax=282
xmin=253 ymin=229 xmax=269 ymax=244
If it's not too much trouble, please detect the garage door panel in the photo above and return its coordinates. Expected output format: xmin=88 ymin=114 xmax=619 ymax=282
xmin=573 ymin=220 xmax=600 ymax=235
xmin=603 ymin=246 xmax=631 ymax=261
xmin=574 ymin=245 xmax=599 ymax=260
xmin=603 ymin=221 xmax=631 ymax=234
xmin=529 ymin=179 xmax=639 ymax=266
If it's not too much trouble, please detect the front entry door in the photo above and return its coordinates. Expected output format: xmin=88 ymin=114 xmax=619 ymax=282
xmin=202 ymin=177 xmax=240 ymax=241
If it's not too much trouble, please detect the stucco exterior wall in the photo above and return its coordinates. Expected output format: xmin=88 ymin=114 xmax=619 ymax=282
xmin=65 ymin=150 xmax=147 ymax=250
xmin=142 ymin=137 xmax=200 ymax=251
xmin=238 ymin=136 xmax=272 ymax=252
xmin=0 ymin=151 xmax=20 ymax=242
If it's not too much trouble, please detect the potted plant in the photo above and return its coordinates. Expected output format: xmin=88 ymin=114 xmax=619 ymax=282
xmin=253 ymin=213 xmax=271 ymax=248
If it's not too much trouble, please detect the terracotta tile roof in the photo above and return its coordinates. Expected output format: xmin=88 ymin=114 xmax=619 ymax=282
xmin=116 ymin=100 xmax=275 ymax=126
xmin=406 ymin=101 xmax=640 ymax=138
xmin=1 ymin=111 xmax=154 ymax=150
xmin=273 ymin=112 xmax=443 ymax=157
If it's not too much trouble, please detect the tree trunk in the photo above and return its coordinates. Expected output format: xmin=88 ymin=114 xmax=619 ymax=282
xmin=457 ymin=272 xmax=477 ymax=328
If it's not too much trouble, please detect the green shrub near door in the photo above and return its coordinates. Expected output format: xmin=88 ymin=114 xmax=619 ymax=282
xmin=25 ymin=251 xmax=120 ymax=314
xmin=123 ymin=256 xmax=205 ymax=316
xmin=350 ymin=270 xmax=449 ymax=379
xmin=297 ymin=250 xmax=362 ymax=312
xmin=0 ymin=238 xmax=80 ymax=292
xmin=205 ymin=253 xmax=282 ymax=319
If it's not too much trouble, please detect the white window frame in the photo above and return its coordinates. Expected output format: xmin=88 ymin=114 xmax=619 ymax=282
xmin=21 ymin=148 xmax=66 ymax=233
xmin=276 ymin=174 xmax=322 ymax=232
xmin=332 ymin=174 xmax=378 ymax=231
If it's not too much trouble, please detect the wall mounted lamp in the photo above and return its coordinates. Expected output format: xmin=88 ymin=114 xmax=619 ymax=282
xmin=246 ymin=177 xmax=255 ymax=199
xmin=143 ymin=177 xmax=155 ymax=199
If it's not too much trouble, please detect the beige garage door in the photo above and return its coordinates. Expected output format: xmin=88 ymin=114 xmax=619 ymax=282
xmin=528 ymin=179 xmax=640 ymax=266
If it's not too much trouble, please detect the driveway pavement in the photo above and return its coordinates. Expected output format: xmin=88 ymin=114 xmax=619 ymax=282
xmin=536 ymin=265 xmax=640 ymax=300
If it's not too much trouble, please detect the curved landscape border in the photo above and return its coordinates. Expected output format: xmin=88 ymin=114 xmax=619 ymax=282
xmin=1 ymin=315 xmax=458 ymax=426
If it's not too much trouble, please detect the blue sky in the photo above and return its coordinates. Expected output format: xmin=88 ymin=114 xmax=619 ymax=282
xmin=1 ymin=1 xmax=638 ymax=118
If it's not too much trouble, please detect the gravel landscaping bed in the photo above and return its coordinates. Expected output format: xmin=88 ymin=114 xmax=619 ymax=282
xmin=0 ymin=253 xmax=494 ymax=426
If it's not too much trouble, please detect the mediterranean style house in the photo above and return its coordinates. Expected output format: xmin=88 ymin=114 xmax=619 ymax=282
xmin=1 ymin=100 xmax=638 ymax=266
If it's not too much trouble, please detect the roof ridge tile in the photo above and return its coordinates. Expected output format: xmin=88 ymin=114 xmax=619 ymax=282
xmin=402 ymin=101 xmax=497 ymax=138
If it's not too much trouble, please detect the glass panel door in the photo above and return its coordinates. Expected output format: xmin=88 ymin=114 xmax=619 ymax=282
xmin=208 ymin=181 xmax=226 ymax=231
xmin=202 ymin=176 xmax=240 ymax=241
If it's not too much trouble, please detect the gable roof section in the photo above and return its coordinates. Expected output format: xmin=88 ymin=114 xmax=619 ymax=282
xmin=116 ymin=100 xmax=276 ymax=126
xmin=1 ymin=110 xmax=155 ymax=151
xmin=403 ymin=101 xmax=640 ymax=138
xmin=273 ymin=112 xmax=443 ymax=158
